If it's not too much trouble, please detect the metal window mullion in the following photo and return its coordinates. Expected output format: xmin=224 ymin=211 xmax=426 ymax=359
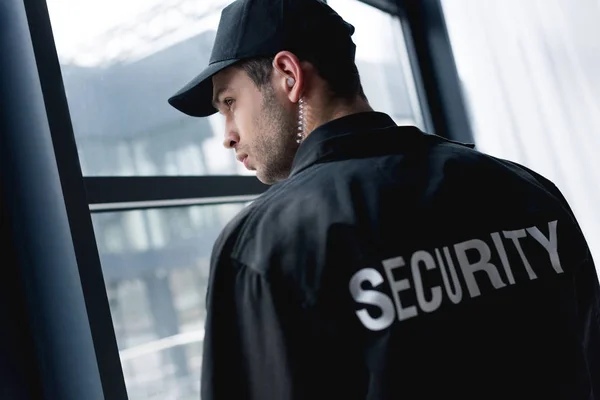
xmin=395 ymin=0 xmax=474 ymax=143
xmin=21 ymin=0 xmax=129 ymax=398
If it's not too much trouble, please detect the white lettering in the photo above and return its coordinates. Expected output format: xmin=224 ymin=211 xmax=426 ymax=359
xmin=382 ymin=256 xmax=418 ymax=321
xmin=435 ymin=247 xmax=463 ymax=304
xmin=504 ymin=229 xmax=537 ymax=280
xmin=455 ymin=239 xmax=507 ymax=298
xmin=527 ymin=220 xmax=563 ymax=274
xmin=350 ymin=220 xmax=564 ymax=330
xmin=491 ymin=232 xmax=516 ymax=285
xmin=411 ymin=250 xmax=442 ymax=313
xmin=349 ymin=268 xmax=395 ymax=331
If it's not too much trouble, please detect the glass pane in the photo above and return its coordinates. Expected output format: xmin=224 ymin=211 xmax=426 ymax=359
xmin=92 ymin=203 xmax=248 ymax=399
xmin=441 ymin=0 xmax=600 ymax=271
xmin=327 ymin=0 xmax=426 ymax=129
xmin=47 ymin=0 xmax=425 ymax=177
xmin=47 ymin=0 xmax=248 ymax=177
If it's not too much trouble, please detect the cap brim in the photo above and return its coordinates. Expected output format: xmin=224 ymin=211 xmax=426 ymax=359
xmin=168 ymin=58 xmax=239 ymax=117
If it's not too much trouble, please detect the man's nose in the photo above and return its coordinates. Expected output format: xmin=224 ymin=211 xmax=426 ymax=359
xmin=223 ymin=118 xmax=239 ymax=149
xmin=223 ymin=130 xmax=239 ymax=149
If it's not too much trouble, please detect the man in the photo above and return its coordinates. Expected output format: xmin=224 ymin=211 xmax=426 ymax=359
xmin=168 ymin=0 xmax=600 ymax=399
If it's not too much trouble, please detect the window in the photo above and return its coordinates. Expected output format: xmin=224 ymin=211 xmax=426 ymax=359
xmin=46 ymin=0 xmax=427 ymax=177
xmin=47 ymin=0 xmax=242 ymax=176
xmin=328 ymin=0 xmax=426 ymax=129
xmin=93 ymin=203 xmax=248 ymax=399
xmin=441 ymin=0 xmax=600 ymax=270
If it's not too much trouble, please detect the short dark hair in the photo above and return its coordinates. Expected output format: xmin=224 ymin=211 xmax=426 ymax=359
xmin=239 ymin=52 xmax=366 ymax=101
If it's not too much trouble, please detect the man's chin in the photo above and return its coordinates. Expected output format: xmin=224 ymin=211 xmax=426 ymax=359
xmin=255 ymin=169 xmax=289 ymax=186
xmin=255 ymin=172 xmax=276 ymax=186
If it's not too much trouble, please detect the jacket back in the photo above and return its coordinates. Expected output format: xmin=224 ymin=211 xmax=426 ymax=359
xmin=201 ymin=113 xmax=600 ymax=400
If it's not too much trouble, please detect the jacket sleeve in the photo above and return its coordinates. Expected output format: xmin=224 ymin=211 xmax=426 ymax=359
xmin=553 ymin=190 xmax=600 ymax=395
xmin=200 ymin=239 xmax=368 ymax=400
xmin=199 ymin=196 xmax=371 ymax=400
xmin=531 ymin=172 xmax=600 ymax=393
xmin=200 ymin=252 xmax=296 ymax=400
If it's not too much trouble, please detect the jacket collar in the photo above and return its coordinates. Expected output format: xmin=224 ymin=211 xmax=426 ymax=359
xmin=290 ymin=111 xmax=421 ymax=177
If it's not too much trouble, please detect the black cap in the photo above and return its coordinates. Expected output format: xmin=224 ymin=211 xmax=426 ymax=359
xmin=168 ymin=0 xmax=356 ymax=117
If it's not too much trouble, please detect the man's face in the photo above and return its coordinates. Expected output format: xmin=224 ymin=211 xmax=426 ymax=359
xmin=212 ymin=66 xmax=299 ymax=185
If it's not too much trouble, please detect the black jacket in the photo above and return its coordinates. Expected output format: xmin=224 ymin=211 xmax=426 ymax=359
xmin=201 ymin=112 xmax=599 ymax=400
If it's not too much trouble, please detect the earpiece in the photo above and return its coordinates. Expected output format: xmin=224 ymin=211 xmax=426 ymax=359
xmin=273 ymin=60 xmax=296 ymax=89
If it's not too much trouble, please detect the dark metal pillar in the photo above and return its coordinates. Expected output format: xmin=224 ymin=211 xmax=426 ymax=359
xmin=0 ymin=0 xmax=128 ymax=398
xmin=0 ymin=193 xmax=41 ymax=399
xmin=399 ymin=0 xmax=474 ymax=143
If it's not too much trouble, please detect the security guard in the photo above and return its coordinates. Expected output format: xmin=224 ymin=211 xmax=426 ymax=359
xmin=168 ymin=0 xmax=600 ymax=398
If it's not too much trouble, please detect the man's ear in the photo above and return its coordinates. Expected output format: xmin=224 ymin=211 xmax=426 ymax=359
xmin=272 ymin=51 xmax=303 ymax=103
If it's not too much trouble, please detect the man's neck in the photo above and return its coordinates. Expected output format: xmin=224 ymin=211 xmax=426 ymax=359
xmin=305 ymin=96 xmax=374 ymax=136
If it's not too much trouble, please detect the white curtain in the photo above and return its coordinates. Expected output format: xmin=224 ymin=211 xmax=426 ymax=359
xmin=441 ymin=0 xmax=600 ymax=274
